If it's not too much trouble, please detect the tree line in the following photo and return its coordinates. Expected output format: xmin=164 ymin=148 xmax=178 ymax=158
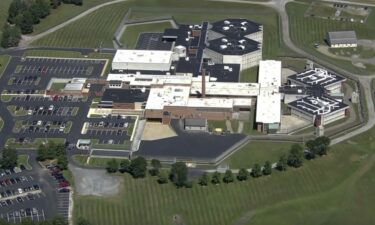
xmin=105 ymin=136 xmax=331 ymax=188
xmin=1 ymin=0 xmax=83 ymax=48
xmin=37 ymin=141 xmax=69 ymax=170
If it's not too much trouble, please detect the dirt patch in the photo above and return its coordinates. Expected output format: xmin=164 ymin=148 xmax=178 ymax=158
xmin=172 ymin=214 xmax=186 ymax=225
xmin=142 ymin=122 xmax=177 ymax=140
xmin=70 ymin=164 xmax=122 ymax=197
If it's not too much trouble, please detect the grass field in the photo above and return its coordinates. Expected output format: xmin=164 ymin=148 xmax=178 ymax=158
xmin=73 ymin=123 xmax=375 ymax=225
xmin=17 ymin=155 xmax=32 ymax=170
xmin=32 ymin=2 xmax=130 ymax=48
xmin=240 ymin=66 xmax=259 ymax=83
xmin=120 ymin=22 xmax=173 ymax=48
xmin=0 ymin=0 xmax=12 ymax=40
xmin=31 ymin=0 xmax=287 ymax=58
xmin=287 ymin=1 xmax=375 ymax=74
xmin=0 ymin=55 xmax=11 ymax=77
xmin=32 ymin=0 xmax=115 ymax=34
xmin=224 ymin=141 xmax=296 ymax=168
xmin=6 ymin=138 xmax=66 ymax=149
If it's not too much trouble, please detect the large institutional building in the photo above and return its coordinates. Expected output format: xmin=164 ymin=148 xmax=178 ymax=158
xmin=100 ymin=19 xmax=349 ymax=133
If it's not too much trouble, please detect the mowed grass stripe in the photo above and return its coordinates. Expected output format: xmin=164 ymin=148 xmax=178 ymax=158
xmin=32 ymin=2 xmax=129 ymax=48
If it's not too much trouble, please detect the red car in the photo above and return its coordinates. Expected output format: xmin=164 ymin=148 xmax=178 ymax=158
xmin=59 ymin=181 xmax=70 ymax=188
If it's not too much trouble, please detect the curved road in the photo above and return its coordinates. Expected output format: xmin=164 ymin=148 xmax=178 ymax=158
xmin=20 ymin=0 xmax=128 ymax=46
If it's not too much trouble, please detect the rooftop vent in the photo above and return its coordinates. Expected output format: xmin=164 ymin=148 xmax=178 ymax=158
xmin=224 ymin=20 xmax=231 ymax=25
xmin=238 ymin=39 xmax=246 ymax=44
xmin=221 ymin=38 xmax=228 ymax=43
xmin=223 ymin=26 xmax=229 ymax=31
xmin=241 ymin=26 xmax=247 ymax=31
xmin=238 ymin=45 xmax=245 ymax=50
xmin=241 ymin=21 xmax=248 ymax=25
xmin=220 ymin=45 xmax=228 ymax=49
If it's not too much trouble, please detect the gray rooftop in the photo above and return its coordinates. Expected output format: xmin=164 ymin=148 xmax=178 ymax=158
xmin=327 ymin=31 xmax=357 ymax=44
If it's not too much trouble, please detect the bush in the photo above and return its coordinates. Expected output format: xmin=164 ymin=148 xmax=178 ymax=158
xmin=237 ymin=168 xmax=248 ymax=181
xmin=198 ymin=172 xmax=209 ymax=186
xmin=223 ymin=170 xmax=234 ymax=183
xmin=157 ymin=170 xmax=168 ymax=184
xmin=106 ymin=159 xmax=118 ymax=173
xmin=170 ymin=162 xmax=188 ymax=187
xmin=211 ymin=172 xmax=221 ymax=185
xmin=129 ymin=157 xmax=147 ymax=178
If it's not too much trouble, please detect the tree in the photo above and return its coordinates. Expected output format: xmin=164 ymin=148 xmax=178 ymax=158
xmin=170 ymin=162 xmax=188 ymax=187
xmin=7 ymin=0 xmax=27 ymax=24
xmin=306 ymin=136 xmax=331 ymax=157
xmin=76 ymin=217 xmax=91 ymax=225
xmin=57 ymin=154 xmax=68 ymax=170
xmin=1 ymin=148 xmax=18 ymax=169
xmin=305 ymin=139 xmax=316 ymax=160
xmin=157 ymin=170 xmax=168 ymax=184
xmin=149 ymin=159 xmax=162 ymax=176
xmin=119 ymin=159 xmax=130 ymax=173
xmin=106 ymin=159 xmax=118 ymax=173
xmin=211 ymin=171 xmax=221 ymax=185
xmin=51 ymin=216 xmax=68 ymax=225
xmin=251 ymin=164 xmax=262 ymax=178
xmin=263 ymin=161 xmax=272 ymax=176
xmin=37 ymin=144 xmax=48 ymax=161
xmin=72 ymin=0 xmax=83 ymax=6
xmin=1 ymin=24 xmax=21 ymax=48
xmin=50 ymin=0 xmax=62 ymax=9
xmin=129 ymin=156 xmax=147 ymax=178
xmin=276 ymin=154 xmax=287 ymax=171
xmin=237 ymin=168 xmax=248 ymax=181
xmin=198 ymin=172 xmax=209 ymax=186
xmin=35 ymin=0 xmax=51 ymax=18
xmin=223 ymin=169 xmax=234 ymax=183
xmin=287 ymin=144 xmax=304 ymax=168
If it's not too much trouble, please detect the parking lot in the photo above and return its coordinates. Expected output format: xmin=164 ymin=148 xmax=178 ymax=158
xmin=0 ymin=161 xmax=67 ymax=223
xmin=17 ymin=119 xmax=71 ymax=134
xmin=82 ymin=116 xmax=136 ymax=143
xmin=15 ymin=57 xmax=106 ymax=77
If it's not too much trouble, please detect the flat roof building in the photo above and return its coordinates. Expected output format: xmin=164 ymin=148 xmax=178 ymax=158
xmin=288 ymin=68 xmax=346 ymax=93
xmin=99 ymin=88 xmax=149 ymax=109
xmin=256 ymin=60 xmax=282 ymax=133
xmin=112 ymin=50 xmax=174 ymax=71
xmin=326 ymin=31 xmax=357 ymax=48
xmin=288 ymin=95 xmax=349 ymax=126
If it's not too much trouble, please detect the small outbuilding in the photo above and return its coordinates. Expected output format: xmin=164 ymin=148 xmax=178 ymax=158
xmin=184 ymin=118 xmax=208 ymax=132
xmin=326 ymin=31 xmax=357 ymax=48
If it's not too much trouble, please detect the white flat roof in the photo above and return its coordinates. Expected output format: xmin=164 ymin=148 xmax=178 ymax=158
xmin=187 ymin=98 xmax=252 ymax=108
xmin=256 ymin=60 xmax=282 ymax=124
xmin=190 ymin=81 xmax=260 ymax=97
xmin=113 ymin=50 xmax=173 ymax=64
xmin=145 ymin=84 xmax=191 ymax=110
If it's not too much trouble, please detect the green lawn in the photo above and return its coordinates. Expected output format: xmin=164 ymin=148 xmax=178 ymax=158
xmin=50 ymin=82 xmax=66 ymax=91
xmin=240 ymin=66 xmax=259 ymax=83
xmin=17 ymin=155 xmax=32 ymax=170
xmin=120 ymin=22 xmax=173 ymax=48
xmin=6 ymin=138 xmax=66 ymax=149
xmin=31 ymin=0 xmax=286 ymax=58
xmin=208 ymin=120 xmax=227 ymax=131
xmin=224 ymin=141 xmax=296 ymax=168
xmin=0 ymin=0 xmax=12 ymax=40
xmin=73 ymin=124 xmax=375 ymax=225
xmin=287 ymin=1 xmax=375 ymax=74
xmin=32 ymin=0 xmax=115 ymax=34
xmin=91 ymin=139 xmax=131 ymax=150
xmin=0 ymin=55 xmax=11 ymax=77
xmin=31 ymin=2 xmax=130 ymax=48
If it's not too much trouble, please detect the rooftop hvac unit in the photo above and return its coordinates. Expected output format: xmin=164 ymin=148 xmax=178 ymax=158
xmin=224 ymin=20 xmax=231 ymax=25
xmin=223 ymin=26 xmax=229 ymax=31
xmin=241 ymin=21 xmax=248 ymax=25
xmin=239 ymin=45 xmax=245 ymax=50
xmin=189 ymin=25 xmax=193 ymax=29
xmin=241 ymin=26 xmax=247 ymax=31
xmin=238 ymin=39 xmax=246 ymax=44
xmin=221 ymin=38 xmax=228 ymax=43
xmin=220 ymin=45 xmax=228 ymax=49
xmin=224 ymin=65 xmax=230 ymax=70
xmin=185 ymin=57 xmax=190 ymax=61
